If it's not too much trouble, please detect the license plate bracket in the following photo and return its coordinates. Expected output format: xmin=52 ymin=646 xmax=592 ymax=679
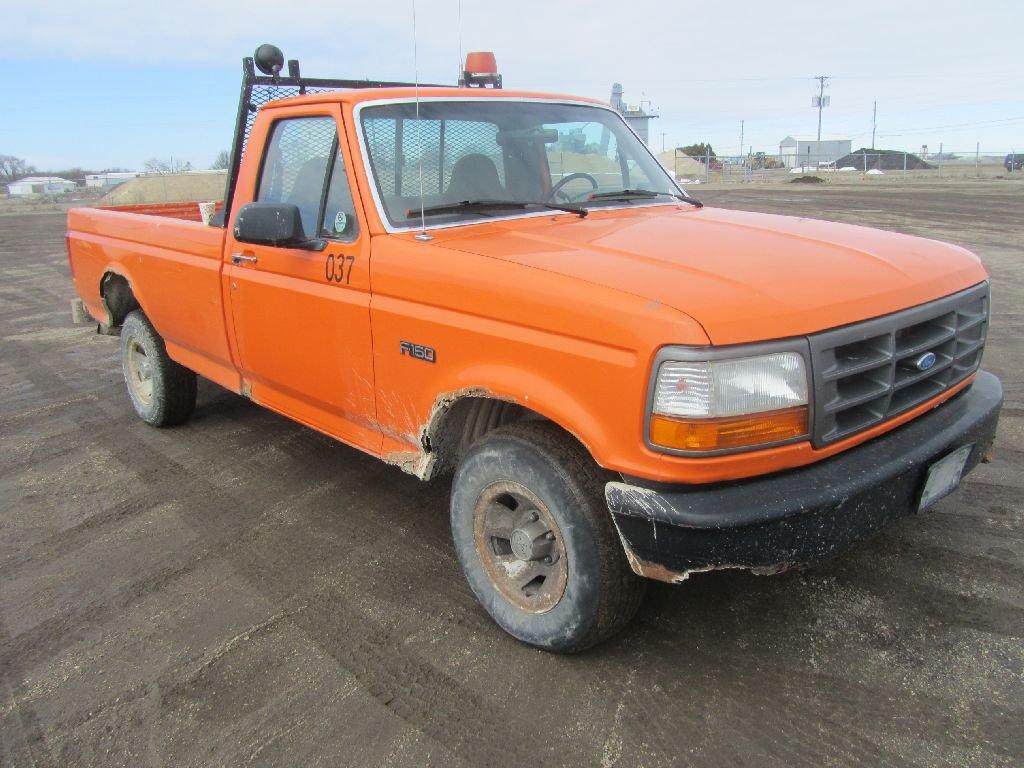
xmin=918 ymin=444 xmax=973 ymax=511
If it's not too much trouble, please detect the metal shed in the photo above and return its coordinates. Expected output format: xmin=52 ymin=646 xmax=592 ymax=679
xmin=779 ymin=135 xmax=852 ymax=169
xmin=6 ymin=176 xmax=78 ymax=197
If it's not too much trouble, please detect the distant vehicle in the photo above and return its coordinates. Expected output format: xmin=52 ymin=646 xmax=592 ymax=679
xmin=66 ymin=45 xmax=1003 ymax=652
xmin=1005 ymin=153 xmax=1022 ymax=172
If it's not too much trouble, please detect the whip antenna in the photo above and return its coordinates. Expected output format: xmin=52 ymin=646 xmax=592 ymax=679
xmin=412 ymin=0 xmax=431 ymax=241
xmin=457 ymin=0 xmax=464 ymax=80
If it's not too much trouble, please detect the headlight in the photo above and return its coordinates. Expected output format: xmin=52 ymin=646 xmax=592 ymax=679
xmin=649 ymin=350 xmax=809 ymax=452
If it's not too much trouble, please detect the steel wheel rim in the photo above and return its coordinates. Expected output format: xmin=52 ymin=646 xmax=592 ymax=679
xmin=473 ymin=480 xmax=568 ymax=614
xmin=126 ymin=339 xmax=154 ymax=405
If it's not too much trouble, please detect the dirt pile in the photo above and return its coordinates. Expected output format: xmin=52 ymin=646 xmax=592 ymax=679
xmin=99 ymin=171 xmax=227 ymax=205
xmin=835 ymin=149 xmax=934 ymax=171
xmin=656 ymin=150 xmax=706 ymax=178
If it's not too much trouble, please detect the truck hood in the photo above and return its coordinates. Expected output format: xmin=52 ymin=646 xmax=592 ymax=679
xmin=435 ymin=205 xmax=988 ymax=345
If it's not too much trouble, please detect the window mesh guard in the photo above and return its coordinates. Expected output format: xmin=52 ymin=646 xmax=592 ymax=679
xmin=244 ymin=86 xmax=331 ymax=153
xmin=363 ymin=117 xmax=504 ymax=198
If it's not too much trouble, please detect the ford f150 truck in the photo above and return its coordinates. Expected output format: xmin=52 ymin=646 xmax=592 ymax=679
xmin=67 ymin=46 xmax=1003 ymax=652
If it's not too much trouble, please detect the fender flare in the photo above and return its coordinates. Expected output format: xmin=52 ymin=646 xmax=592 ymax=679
xmin=98 ymin=264 xmax=145 ymax=328
xmin=418 ymin=365 xmax=616 ymax=479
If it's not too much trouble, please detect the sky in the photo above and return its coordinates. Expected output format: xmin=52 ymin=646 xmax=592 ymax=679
xmin=2 ymin=0 xmax=1021 ymax=171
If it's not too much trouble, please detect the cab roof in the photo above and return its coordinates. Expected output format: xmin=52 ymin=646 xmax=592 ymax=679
xmin=268 ymin=86 xmax=608 ymax=109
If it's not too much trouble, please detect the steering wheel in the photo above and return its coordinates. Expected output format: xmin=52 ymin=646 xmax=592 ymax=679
xmin=547 ymin=172 xmax=599 ymax=203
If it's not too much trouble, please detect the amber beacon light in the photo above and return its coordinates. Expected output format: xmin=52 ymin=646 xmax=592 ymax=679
xmin=460 ymin=52 xmax=502 ymax=88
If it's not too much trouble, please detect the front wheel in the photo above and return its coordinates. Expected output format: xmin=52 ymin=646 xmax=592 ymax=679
xmin=450 ymin=421 xmax=645 ymax=652
xmin=120 ymin=311 xmax=197 ymax=427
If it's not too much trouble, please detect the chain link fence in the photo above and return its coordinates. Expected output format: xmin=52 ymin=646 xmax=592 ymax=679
xmin=659 ymin=148 xmax=1022 ymax=184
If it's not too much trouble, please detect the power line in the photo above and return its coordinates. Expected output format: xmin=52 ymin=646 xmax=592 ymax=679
xmin=556 ymin=70 xmax=1020 ymax=86
xmin=877 ymin=115 xmax=1024 ymax=136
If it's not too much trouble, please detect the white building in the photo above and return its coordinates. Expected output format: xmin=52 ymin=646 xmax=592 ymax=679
xmin=85 ymin=172 xmax=143 ymax=190
xmin=6 ymin=176 xmax=78 ymax=197
xmin=779 ymin=135 xmax=852 ymax=168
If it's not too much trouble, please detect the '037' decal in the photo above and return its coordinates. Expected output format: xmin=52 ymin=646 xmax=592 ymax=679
xmin=325 ymin=253 xmax=354 ymax=284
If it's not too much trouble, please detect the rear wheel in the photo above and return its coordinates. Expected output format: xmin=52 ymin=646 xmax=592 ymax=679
xmin=120 ymin=311 xmax=197 ymax=427
xmin=450 ymin=421 xmax=645 ymax=652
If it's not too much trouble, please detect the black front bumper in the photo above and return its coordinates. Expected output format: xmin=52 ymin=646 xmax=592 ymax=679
xmin=606 ymin=371 xmax=1003 ymax=582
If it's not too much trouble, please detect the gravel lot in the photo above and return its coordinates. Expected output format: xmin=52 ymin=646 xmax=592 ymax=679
xmin=2 ymin=181 xmax=1022 ymax=767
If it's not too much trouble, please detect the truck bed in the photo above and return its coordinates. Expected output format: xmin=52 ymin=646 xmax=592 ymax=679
xmin=96 ymin=200 xmax=224 ymax=222
xmin=67 ymin=202 xmax=240 ymax=392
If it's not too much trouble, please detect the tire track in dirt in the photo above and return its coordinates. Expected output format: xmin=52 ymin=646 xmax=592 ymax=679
xmin=628 ymin=622 xmax=1009 ymax=767
xmin=3 ymin=331 xmax=583 ymax=766
xmin=0 ymin=613 xmax=58 ymax=768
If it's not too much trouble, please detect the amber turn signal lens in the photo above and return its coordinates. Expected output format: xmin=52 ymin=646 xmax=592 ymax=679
xmin=650 ymin=406 xmax=808 ymax=451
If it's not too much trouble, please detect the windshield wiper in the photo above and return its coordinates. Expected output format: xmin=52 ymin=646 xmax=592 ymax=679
xmin=587 ymin=189 xmax=703 ymax=208
xmin=407 ymin=199 xmax=587 ymax=219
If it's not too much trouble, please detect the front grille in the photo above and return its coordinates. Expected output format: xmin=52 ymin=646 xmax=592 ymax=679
xmin=809 ymin=283 xmax=988 ymax=445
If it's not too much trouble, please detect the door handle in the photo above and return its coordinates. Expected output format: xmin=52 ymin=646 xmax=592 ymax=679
xmin=231 ymin=253 xmax=258 ymax=265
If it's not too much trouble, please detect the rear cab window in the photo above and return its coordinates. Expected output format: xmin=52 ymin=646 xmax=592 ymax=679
xmin=361 ymin=113 xmax=505 ymax=223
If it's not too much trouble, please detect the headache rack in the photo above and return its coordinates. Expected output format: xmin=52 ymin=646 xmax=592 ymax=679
xmin=220 ymin=47 xmax=451 ymax=224
xmin=220 ymin=45 xmax=504 ymax=223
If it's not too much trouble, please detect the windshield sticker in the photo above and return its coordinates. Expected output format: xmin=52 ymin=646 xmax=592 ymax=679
xmin=334 ymin=211 xmax=348 ymax=234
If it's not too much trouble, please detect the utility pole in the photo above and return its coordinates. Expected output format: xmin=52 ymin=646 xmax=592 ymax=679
xmin=814 ymin=75 xmax=830 ymax=166
xmin=660 ymin=132 xmax=667 ymax=153
xmin=739 ymin=120 xmax=744 ymax=159
xmin=871 ymin=101 xmax=877 ymax=149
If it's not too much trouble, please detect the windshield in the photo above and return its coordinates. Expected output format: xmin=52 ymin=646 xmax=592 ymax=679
xmin=359 ymin=100 xmax=681 ymax=228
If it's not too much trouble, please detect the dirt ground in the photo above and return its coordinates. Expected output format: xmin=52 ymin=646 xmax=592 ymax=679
xmin=1 ymin=182 xmax=1022 ymax=767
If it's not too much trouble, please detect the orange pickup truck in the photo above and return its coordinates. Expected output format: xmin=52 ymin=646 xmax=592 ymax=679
xmin=67 ymin=46 xmax=1002 ymax=651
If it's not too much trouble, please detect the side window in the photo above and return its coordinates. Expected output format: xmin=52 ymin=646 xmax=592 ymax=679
xmin=320 ymin=149 xmax=359 ymax=241
xmin=257 ymin=117 xmax=337 ymax=238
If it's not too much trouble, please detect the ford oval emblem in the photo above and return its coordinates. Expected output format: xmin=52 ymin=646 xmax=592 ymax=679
xmin=914 ymin=351 xmax=937 ymax=371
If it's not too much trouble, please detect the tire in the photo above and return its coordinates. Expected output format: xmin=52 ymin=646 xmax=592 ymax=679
xmin=120 ymin=311 xmax=197 ymax=427
xmin=450 ymin=421 xmax=645 ymax=652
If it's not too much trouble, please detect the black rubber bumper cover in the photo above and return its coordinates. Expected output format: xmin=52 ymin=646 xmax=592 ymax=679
xmin=606 ymin=371 xmax=1003 ymax=579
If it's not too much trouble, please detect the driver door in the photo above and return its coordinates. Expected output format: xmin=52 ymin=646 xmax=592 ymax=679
xmin=223 ymin=107 xmax=379 ymax=455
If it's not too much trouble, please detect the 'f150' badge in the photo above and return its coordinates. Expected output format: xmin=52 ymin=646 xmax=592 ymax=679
xmin=400 ymin=341 xmax=436 ymax=363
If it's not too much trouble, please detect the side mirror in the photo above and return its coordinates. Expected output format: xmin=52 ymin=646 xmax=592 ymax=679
xmin=233 ymin=202 xmax=320 ymax=249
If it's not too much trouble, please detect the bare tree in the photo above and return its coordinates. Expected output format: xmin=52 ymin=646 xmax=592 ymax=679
xmin=0 ymin=154 xmax=35 ymax=182
xmin=211 ymin=150 xmax=230 ymax=171
xmin=144 ymin=157 xmax=193 ymax=175
xmin=144 ymin=158 xmax=170 ymax=174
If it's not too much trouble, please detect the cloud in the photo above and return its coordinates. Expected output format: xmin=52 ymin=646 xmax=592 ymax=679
xmin=7 ymin=0 xmax=1016 ymax=87
xmin=4 ymin=0 xmax=1020 ymax=156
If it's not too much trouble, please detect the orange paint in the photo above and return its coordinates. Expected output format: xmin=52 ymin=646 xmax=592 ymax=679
xmin=66 ymin=88 xmax=991 ymax=484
